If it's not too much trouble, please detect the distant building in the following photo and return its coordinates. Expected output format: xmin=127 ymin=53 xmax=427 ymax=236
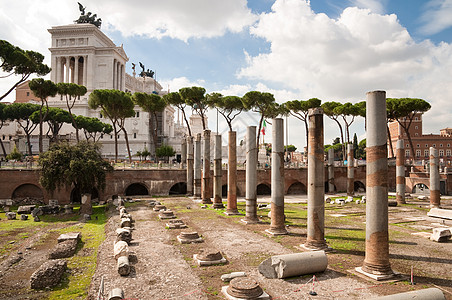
xmin=388 ymin=113 xmax=452 ymax=161
xmin=5 ymin=23 xmax=187 ymax=159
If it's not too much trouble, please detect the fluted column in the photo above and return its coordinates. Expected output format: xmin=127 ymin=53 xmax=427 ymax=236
xmin=303 ymin=108 xmax=328 ymax=250
xmin=202 ymin=130 xmax=212 ymax=204
xmin=267 ymin=118 xmax=288 ymax=235
xmin=226 ymin=131 xmax=239 ymax=214
xmin=347 ymin=143 xmax=354 ymax=196
xmin=213 ymin=134 xmax=224 ymax=209
xmin=430 ymin=147 xmax=440 ymax=208
xmin=65 ymin=56 xmax=70 ymax=83
xmin=243 ymin=126 xmax=258 ymax=223
xmin=396 ymin=139 xmax=406 ymax=204
xmin=359 ymin=90 xmax=393 ymax=279
xmin=74 ymin=56 xmax=79 ymax=85
xmin=328 ymin=148 xmax=334 ymax=193
xmin=83 ymin=56 xmax=88 ymax=87
xmin=193 ymin=134 xmax=202 ymax=199
xmin=186 ymin=136 xmax=194 ymax=196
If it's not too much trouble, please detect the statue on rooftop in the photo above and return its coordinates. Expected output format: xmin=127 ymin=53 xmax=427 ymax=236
xmin=75 ymin=2 xmax=102 ymax=28
xmin=138 ymin=62 xmax=155 ymax=78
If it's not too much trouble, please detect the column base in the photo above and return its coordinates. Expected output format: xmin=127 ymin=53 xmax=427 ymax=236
xmin=265 ymin=228 xmax=288 ymax=236
xmin=202 ymin=198 xmax=213 ymax=204
xmin=225 ymin=209 xmax=242 ymax=216
xmin=300 ymin=242 xmax=332 ymax=252
xmin=212 ymin=203 xmax=225 ymax=209
xmin=355 ymin=266 xmax=396 ymax=281
xmin=241 ymin=217 xmax=259 ymax=224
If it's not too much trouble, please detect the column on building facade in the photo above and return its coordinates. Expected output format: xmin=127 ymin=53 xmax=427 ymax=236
xmin=186 ymin=136 xmax=194 ymax=196
xmin=202 ymin=130 xmax=212 ymax=204
xmin=55 ymin=57 xmax=61 ymax=83
xmin=243 ymin=126 xmax=258 ymax=223
xmin=267 ymin=118 xmax=288 ymax=235
xmin=65 ymin=56 xmax=71 ymax=83
xmin=396 ymin=139 xmax=406 ymax=204
xmin=51 ymin=55 xmax=57 ymax=83
xmin=213 ymin=134 xmax=224 ymax=209
xmin=74 ymin=56 xmax=79 ymax=85
xmin=193 ymin=133 xmax=202 ymax=199
xmin=226 ymin=131 xmax=239 ymax=215
xmin=112 ymin=59 xmax=116 ymax=89
xmin=328 ymin=148 xmax=334 ymax=193
xmin=116 ymin=62 xmax=120 ymax=90
xmin=120 ymin=64 xmax=124 ymax=91
xmin=359 ymin=90 xmax=394 ymax=279
xmin=430 ymin=147 xmax=440 ymax=208
xmin=347 ymin=144 xmax=354 ymax=196
xmin=83 ymin=55 xmax=88 ymax=87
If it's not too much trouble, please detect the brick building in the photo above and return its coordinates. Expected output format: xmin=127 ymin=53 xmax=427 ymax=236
xmin=388 ymin=113 xmax=452 ymax=161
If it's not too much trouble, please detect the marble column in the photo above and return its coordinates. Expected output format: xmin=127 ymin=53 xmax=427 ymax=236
xmin=186 ymin=136 xmax=194 ymax=196
xmin=83 ymin=56 xmax=88 ymax=87
xmin=430 ymin=147 xmax=440 ymax=208
xmin=358 ymin=90 xmax=393 ymax=279
xmin=303 ymin=108 xmax=328 ymax=250
xmin=243 ymin=126 xmax=258 ymax=223
xmin=396 ymin=139 xmax=406 ymax=204
xmin=181 ymin=139 xmax=187 ymax=169
xmin=202 ymin=130 xmax=212 ymax=204
xmin=328 ymin=148 xmax=334 ymax=193
xmin=267 ymin=118 xmax=288 ymax=235
xmin=65 ymin=56 xmax=71 ymax=83
xmin=213 ymin=134 xmax=224 ymax=209
xmin=226 ymin=131 xmax=239 ymax=215
xmin=347 ymin=143 xmax=354 ymax=196
xmin=193 ymin=134 xmax=202 ymax=199
xmin=74 ymin=56 xmax=79 ymax=85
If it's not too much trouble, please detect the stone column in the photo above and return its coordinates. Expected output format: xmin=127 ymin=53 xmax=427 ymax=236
xmin=193 ymin=134 xmax=202 ymax=199
xmin=226 ymin=131 xmax=239 ymax=214
xmin=347 ymin=144 xmax=354 ymax=196
xmin=430 ymin=147 xmax=440 ymax=208
xmin=54 ymin=56 xmax=60 ymax=83
xmin=267 ymin=118 xmax=288 ymax=235
xmin=213 ymin=134 xmax=224 ymax=208
xmin=65 ymin=56 xmax=71 ymax=83
xmin=358 ymin=90 xmax=393 ymax=279
xmin=303 ymin=108 xmax=328 ymax=250
xmin=396 ymin=139 xmax=406 ymax=204
xmin=83 ymin=55 xmax=88 ymax=87
xmin=186 ymin=136 xmax=194 ymax=196
xmin=328 ymin=148 xmax=334 ymax=193
xmin=202 ymin=130 xmax=212 ymax=204
xmin=243 ymin=126 xmax=258 ymax=223
xmin=181 ymin=139 xmax=187 ymax=169
xmin=74 ymin=56 xmax=79 ymax=85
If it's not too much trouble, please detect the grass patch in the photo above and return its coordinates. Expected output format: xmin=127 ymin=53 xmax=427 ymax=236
xmin=46 ymin=205 xmax=107 ymax=300
xmin=325 ymin=228 xmax=366 ymax=251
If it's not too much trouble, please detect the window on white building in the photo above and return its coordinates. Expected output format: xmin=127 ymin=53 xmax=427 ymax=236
xmin=133 ymin=133 xmax=137 ymax=139
xmin=136 ymin=111 xmax=139 ymax=118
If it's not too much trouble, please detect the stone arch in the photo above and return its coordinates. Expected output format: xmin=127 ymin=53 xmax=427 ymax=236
xmin=221 ymin=185 xmax=241 ymax=197
xmin=412 ymin=183 xmax=429 ymax=195
xmin=324 ymin=181 xmax=336 ymax=193
xmin=169 ymin=182 xmax=187 ymax=195
xmin=12 ymin=184 xmax=44 ymax=200
xmin=257 ymin=183 xmax=271 ymax=195
xmin=125 ymin=183 xmax=149 ymax=196
xmin=354 ymin=181 xmax=366 ymax=193
xmin=287 ymin=182 xmax=306 ymax=195
xmin=70 ymin=187 xmax=99 ymax=203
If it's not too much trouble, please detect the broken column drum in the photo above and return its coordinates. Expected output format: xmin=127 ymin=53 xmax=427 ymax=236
xmin=213 ymin=134 xmax=224 ymax=208
xmin=304 ymin=108 xmax=328 ymax=250
xmin=268 ymin=118 xmax=287 ymax=235
xmin=202 ymin=130 xmax=212 ymax=204
xmin=181 ymin=139 xmax=187 ymax=169
xmin=361 ymin=90 xmax=393 ymax=276
xmin=226 ymin=277 xmax=264 ymax=299
xmin=194 ymin=133 xmax=202 ymax=199
xmin=186 ymin=136 xmax=194 ymax=196
xmin=244 ymin=126 xmax=258 ymax=223
xmin=328 ymin=147 xmax=334 ymax=193
xmin=226 ymin=131 xmax=239 ymax=214
xmin=430 ymin=147 xmax=440 ymax=208
xmin=396 ymin=138 xmax=406 ymax=204
xmin=347 ymin=143 xmax=354 ymax=196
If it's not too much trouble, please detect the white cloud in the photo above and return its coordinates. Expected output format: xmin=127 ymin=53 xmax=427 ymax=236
xmin=239 ymin=0 xmax=452 ymax=141
xmin=419 ymin=0 xmax=452 ymax=35
xmin=349 ymin=0 xmax=386 ymax=14
xmin=160 ymin=77 xmax=206 ymax=93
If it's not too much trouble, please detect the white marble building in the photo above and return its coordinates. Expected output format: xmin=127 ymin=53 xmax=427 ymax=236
xmin=3 ymin=22 xmax=186 ymax=159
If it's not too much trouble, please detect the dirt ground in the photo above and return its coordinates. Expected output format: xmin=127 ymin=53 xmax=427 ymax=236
xmin=87 ymin=196 xmax=452 ymax=300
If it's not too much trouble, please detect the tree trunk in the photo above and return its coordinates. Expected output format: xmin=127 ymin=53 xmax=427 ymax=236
xmin=122 ymin=127 xmax=132 ymax=163
xmin=387 ymin=125 xmax=394 ymax=158
xmin=26 ymin=133 xmax=32 ymax=156
xmin=304 ymin=119 xmax=308 ymax=154
xmin=113 ymin=123 xmax=118 ymax=162
xmin=181 ymin=108 xmax=192 ymax=137
xmin=0 ymin=139 xmax=6 ymax=158
xmin=148 ymin=115 xmax=155 ymax=158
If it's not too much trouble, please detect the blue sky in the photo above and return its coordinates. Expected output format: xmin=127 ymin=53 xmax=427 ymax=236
xmin=2 ymin=0 xmax=452 ymax=150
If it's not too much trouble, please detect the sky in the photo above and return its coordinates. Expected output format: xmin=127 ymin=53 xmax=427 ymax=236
xmin=1 ymin=0 xmax=452 ymax=151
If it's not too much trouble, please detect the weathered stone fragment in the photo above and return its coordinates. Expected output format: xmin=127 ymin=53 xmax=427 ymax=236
xmin=30 ymin=259 xmax=67 ymax=289
xmin=48 ymin=239 xmax=78 ymax=259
